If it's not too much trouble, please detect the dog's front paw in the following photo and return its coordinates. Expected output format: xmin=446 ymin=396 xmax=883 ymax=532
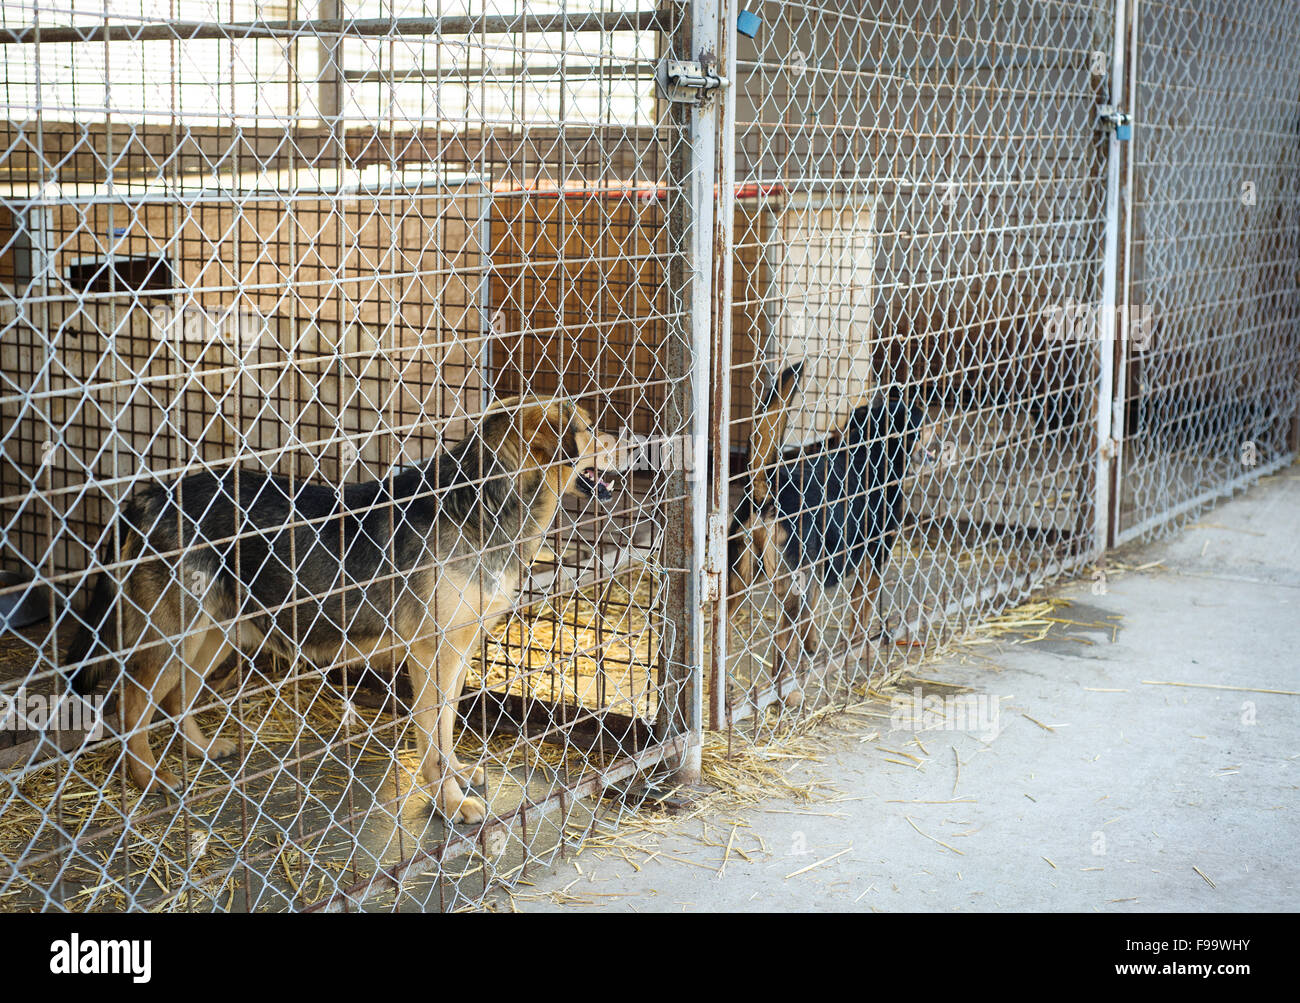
xmin=444 ymin=792 xmax=487 ymax=825
xmin=139 ymin=767 xmax=182 ymax=795
xmin=433 ymin=775 xmax=488 ymax=825
xmin=447 ymin=755 xmax=485 ymax=787
xmin=206 ymin=736 xmax=239 ymax=761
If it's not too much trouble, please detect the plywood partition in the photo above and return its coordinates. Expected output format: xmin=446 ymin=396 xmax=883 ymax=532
xmin=485 ymin=188 xmax=670 ymax=437
xmin=486 ymin=189 xmax=773 ymax=450
xmin=764 ymin=194 xmax=878 ymax=446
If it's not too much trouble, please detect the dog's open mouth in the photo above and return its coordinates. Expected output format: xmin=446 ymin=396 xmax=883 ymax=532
xmin=912 ymin=442 xmax=939 ymax=466
xmin=576 ymin=467 xmax=614 ymax=502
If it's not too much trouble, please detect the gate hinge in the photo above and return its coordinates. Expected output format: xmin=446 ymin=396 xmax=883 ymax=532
xmin=1100 ymin=436 xmax=1120 ymax=462
xmin=702 ymin=512 xmax=727 ymax=602
xmin=657 ymin=53 xmax=728 ymax=105
xmin=1097 ymin=104 xmax=1132 ymax=140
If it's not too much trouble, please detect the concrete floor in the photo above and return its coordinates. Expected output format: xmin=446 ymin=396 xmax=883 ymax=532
xmin=493 ymin=464 xmax=1300 ymax=912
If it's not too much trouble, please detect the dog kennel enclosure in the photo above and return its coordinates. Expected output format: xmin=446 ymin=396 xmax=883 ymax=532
xmin=1 ymin=0 xmax=1297 ymax=911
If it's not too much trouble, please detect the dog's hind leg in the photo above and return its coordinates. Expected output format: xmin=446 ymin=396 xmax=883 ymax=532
xmin=759 ymin=526 xmax=806 ymax=706
xmin=772 ymin=587 xmax=806 ymax=708
xmin=161 ymin=627 xmax=238 ymax=762
xmin=409 ymin=632 xmax=486 ymax=825
xmin=848 ymin=569 xmax=883 ymax=660
xmin=795 ymin=575 xmax=819 ymax=655
xmin=121 ymin=648 xmax=183 ymax=793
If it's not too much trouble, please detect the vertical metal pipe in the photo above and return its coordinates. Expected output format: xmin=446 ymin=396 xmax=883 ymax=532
xmin=660 ymin=0 xmax=718 ymax=782
xmin=1109 ymin=0 xmax=1141 ymax=544
xmin=708 ymin=0 xmax=737 ymax=732
xmin=319 ymin=0 xmax=344 ymax=159
xmin=682 ymin=0 xmax=720 ymax=780
xmin=478 ymin=187 xmax=493 ymax=412
xmin=1094 ymin=0 xmax=1128 ymax=556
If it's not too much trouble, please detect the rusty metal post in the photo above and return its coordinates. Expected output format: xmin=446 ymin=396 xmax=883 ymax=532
xmin=658 ymin=0 xmax=720 ymax=782
xmin=707 ymin=0 xmax=738 ymax=731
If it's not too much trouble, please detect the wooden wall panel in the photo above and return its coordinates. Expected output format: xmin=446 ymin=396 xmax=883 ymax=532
xmin=487 ymin=192 xmax=669 ymax=437
xmin=0 ymin=181 xmax=485 ymax=576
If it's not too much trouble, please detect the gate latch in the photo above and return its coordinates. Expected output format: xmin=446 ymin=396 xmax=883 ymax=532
xmin=702 ymin=512 xmax=727 ymax=602
xmin=1097 ymin=104 xmax=1132 ymax=141
xmin=657 ymin=54 xmax=728 ymax=105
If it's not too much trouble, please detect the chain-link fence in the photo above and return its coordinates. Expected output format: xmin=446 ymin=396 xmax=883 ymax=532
xmin=1 ymin=0 xmax=1297 ymax=912
xmin=0 ymin=1 xmax=700 ymax=912
xmin=1113 ymin=0 xmax=1300 ymax=542
xmin=712 ymin=0 xmax=1298 ymax=737
xmin=715 ymin=0 xmax=1117 ymax=735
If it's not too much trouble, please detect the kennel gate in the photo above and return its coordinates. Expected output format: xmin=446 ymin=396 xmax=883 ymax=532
xmin=707 ymin=0 xmax=1299 ymax=739
xmin=1110 ymin=0 xmax=1300 ymax=542
xmin=710 ymin=0 xmax=1122 ymax=734
xmin=0 ymin=1 xmax=711 ymax=912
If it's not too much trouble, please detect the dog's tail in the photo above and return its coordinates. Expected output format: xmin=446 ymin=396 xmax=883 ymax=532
xmin=749 ymin=361 xmax=803 ymax=507
xmin=64 ymin=568 xmax=119 ymax=697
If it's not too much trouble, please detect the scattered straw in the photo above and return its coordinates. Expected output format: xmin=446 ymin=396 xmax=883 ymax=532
xmin=876 ymin=746 xmax=924 ymax=763
xmin=904 ymin=816 xmax=964 ymax=855
xmin=784 ymin=846 xmax=852 ymax=880
xmin=1 ymin=562 xmax=668 ymax=912
xmin=717 ymin=824 xmax=737 ymax=879
xmin=1142 ymin=680 xmax=1300 ymax=697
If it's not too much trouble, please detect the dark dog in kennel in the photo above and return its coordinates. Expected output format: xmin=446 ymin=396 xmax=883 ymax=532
xmin=64 ymin=396 xmax=616 ymax=824
xmin=730 ymin=365 xmax=936 ymax=703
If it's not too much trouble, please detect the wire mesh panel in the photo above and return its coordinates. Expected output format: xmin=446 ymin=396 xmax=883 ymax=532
xmin=1113 ymin=0 xmax=1300 ymax=542
xmin=0 ymin=1 xmax=698 ymax=912
xmin=3 ymin=0 xmax=1297 ymax=915
xmin=718 ymin=0 xmax=1117 ymax=734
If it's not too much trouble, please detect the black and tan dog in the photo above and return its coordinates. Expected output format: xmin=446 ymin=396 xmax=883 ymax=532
xmin=730 ymin=366 xmax=934 ymax=702
xmin=65 ymin=397 xmax=615 ymax=824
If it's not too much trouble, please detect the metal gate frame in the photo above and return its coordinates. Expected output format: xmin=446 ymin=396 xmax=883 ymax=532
xmin=1107 ymin=0 xmax=1300 ymax=545
xmin=703 ymin=0 xmax=1121 ymax=726
xmin=0 ymin=2 xmax=709 ymax=913
xmin=700 ymin=0 xmax=1299 ymax=733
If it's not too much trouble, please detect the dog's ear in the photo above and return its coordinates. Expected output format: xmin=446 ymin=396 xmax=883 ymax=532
xmin=518 ymin=401 xmax=582 ymax=466
xmin=751 ymin=363 xmax=803 ymax=502
xmin=911 ymin=414 xmax=940 ymax=466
